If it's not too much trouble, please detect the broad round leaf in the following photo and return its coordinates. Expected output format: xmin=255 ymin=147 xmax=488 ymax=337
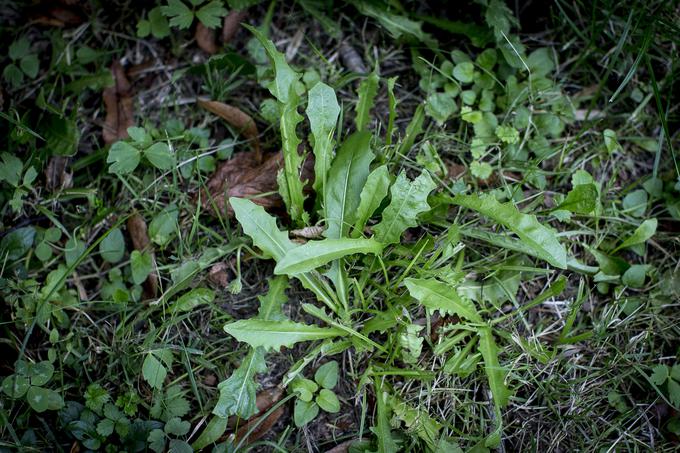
xmin=2 ymin=375 xmax=29 ymax=398
xmin=29 ymin=361 xmax=54 ymax=387
xmin=99 ymin=227 xmax=125 ymax=263
xmin=316 ymin=389 xmax=340 ymax=413
xmin=293 ymin=399 xmax=319 ymax=427
xmin=314 ymin=361 xmax=339 ymax=390
xmin=107 ymin=141 xmax=141 ymax=175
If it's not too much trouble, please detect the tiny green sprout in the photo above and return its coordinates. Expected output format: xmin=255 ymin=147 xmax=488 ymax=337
xmin=291 ymin=360 xmax=341 ymax=427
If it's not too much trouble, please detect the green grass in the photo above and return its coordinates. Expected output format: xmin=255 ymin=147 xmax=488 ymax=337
xmin=1 ymin=0 xmax=679 ymax=452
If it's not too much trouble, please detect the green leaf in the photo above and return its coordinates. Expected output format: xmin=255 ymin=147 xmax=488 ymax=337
xmin=355 ymin=72 xmax=380 ymax=131
xmin=404 ymin=278 xmax=481 ymax=322
xmin=291 ymin=378 xmax=318 ymax=402
xmin=275 ymin=238 xmax=383 ymax=275
xmin=223 ymin=319 xmax=344 ymax=352
xmin=316 ymin=388 xmax=340 ymax=413
xmin=388 ymin=394 xmax=441 ymax=450
xmin=373 ymin=379 xmax=398 ymax=453
xmin=354 ymin=3 xmax=436 ymax=47
xmin=244 ymin=25 xmax=301 ymax=104
xmin=470 ymin=160 xmax=492 ymax=179
xmin=373 ymin=171 xmax=436 ymax=245
xmin=164 ymin=417 xmax=191 ymax=436
xmin=278 ymin=90 xmax=306 ymax=223
xmin=195 ymin=0 xmax=227 ymax=28
xmin=453 ymin=62 xmax=474 ymax=83
xmin=2 ymin=375 xmax=29 ymax=398
xmin=99 ymin=227 xmax=125 ymax=263
xmin=478 ymin=327 xmax=511 ymax=408
xmin=168 ymin=440 xmax=193 ymax=453
xmin=399 ymin=324 xmax=424 ymax=364
xmin=149 ymin=7 xmax=171 ymax=38
xmin=29 ymin=361 xmax=54 ymax=387
xmin=294 ymin=399 xmax=319 ymax=427
xmin=352 ymin=165 xmax=391 ymax=238
xmin=603 ymin=129 xmax=621 ymax=154
xmin=0 ymin=152 xmax=23 ymax=186
xmin=306 ymin=82 xmax=340 ymax=195
xmin=161 ymin=0 xmax=194 ymax=29
xmin=230 ymin=197 xmax=297 ymax=261
xmin=142 ymin=353 xmax=167 ymax=390
xmin=556 ymin=184 xmax=598 ymax=214
xmin=495 ymin=125 xmax=520 ymax=144
xmin=213 ymin=347 xmax=267 ymax=418
xmin=130 ymin=250 xmax=153 ymax=285
xmin=257 ymin=276 xmax=289 ymax=321
xmin=144 ymin=142 xmax=175 ymax=170
xmin=622 ymin=264 xmax=651 ymax=288
xmin=614 ymin=218 xmax=657 ymax=253
xmin=650 ymin=365 xmax=669 ymax=385
xmin=314 ymin=361 xmax=339 ymax=389
xmin=622 ymin=189 xmax=648 ymax=217
xmin=450 ymin=193 xmax=567 ymax=269
xmin=147 ymin=428 xmax=166 ymax=453
xmin=107 ymin=141 xmax=141 ymax=175
xmin=172 ymin=288 xmax=215 ymax=313
xmin=149 ymin=204 xmax=179 ymax=247
xmin=44 ymin=114 xmax=80 ymax=157
xmin=325 ymin=131 xmax=374 ymax=238
xmin=527 ymin=48 xmax=554 ymax=77
xmin=425 ymin=92 xmax=457 ymax=124
xmin=192 ymin=416 xmax=228 ymax=450
xmin=20 ymin=54 xmax=39 ymax=79
xmin=85 ymin=383 xmax=110 ymax=413
xmin=27 ymin=386 xmax=51 ymax=412
xmin=64 ymin=236 xmax=86 ymax=267
xmin=3 ymin=64 xmax=23 ymax=89
xmin=9 ymin=38 xmax=30 ymax=60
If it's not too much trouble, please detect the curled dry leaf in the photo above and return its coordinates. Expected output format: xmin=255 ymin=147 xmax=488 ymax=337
xmin=196 ymin=23 xmax=219 ymax=54
xmin=198 ymin=99 xmax=261 ymax=162
xmin=202 ymin=150 xmax=314 ymax=218
xmin=208 ymin=262 xmax=230 ymax=288
xmin=339 ymin=41 xmax=367 ymax=74
xmin=127 ymin=213 xmax=158 ymax=298
xmin=31 ymin=2 xmax=84 ymax=27
xmin=102 ymin=61 xmax=134 ymax=144
xmin=222 ymin=9 xmax=248 ymax=44
xmin=232 ymin=387 xmax=284 ymax=445
xmin=45 ymin=156 xmax=72 ymax=192
xmin=290 ymin=225 xmax=325 ymax=239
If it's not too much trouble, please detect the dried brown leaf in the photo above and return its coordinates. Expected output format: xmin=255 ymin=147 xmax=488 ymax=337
xmin=201 ymin=150 xmax=314 ymax=218
xmin=339 ymin=41 xmax=367 ymax=74
xmin=324 ymin=440 xmax=358 ymax=453
xmin=232 ymin=388 xmax=284 ymax=446
xmin=31 ymin=4 xmax=84 ymax=27
xmin=198 ymin=99 xmax=261 ymax=161
xmin=102 ymin=61 xmax=134 ymax=144
xmin=207 ymin=262 xmax=230 ymax=288
xmin=290 ymin=225 xmax=325 ymax=239
xmin=45 ymin=156 xmax=72 ymax=192
xmin=196 ymin=23 xmax=218 ymax=54
xmin=127 ymin=213 xmax=157 ymax=298
xmin=227 ymin=386 xmax=283 ymax=429
xmin=222 ymin=10 xmax=247 ymax=44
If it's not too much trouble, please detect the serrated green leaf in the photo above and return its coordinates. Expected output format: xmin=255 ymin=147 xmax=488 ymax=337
xmin=352 ymin=165 xmax=391 ymax=238
xmin=355 ymin=72 xmax=379 ymax=131
xmin=213 ymin=347 xmax=267 ymax=419
xmin=477 ymin=326 xmax=510 ymax=447
xmin=354 ymin=2 xmax=436 ymax=47
xmin=223 ymin=319 xmax=344 ymax=352
xmin=244 ymin=24 xmax=301 ymax=104
xmin=164 ymin=417 xmax=191 ymax=436
xmin=147 ymin=428 xmax=166 ymax=453
xmin=278 ymin=90 xmax=306 ymax=223
xmin=107 ymin=141 xmax=140 ymax=175
xmin=325 ymin=131 xmax=374 ymax=238
xmin=144 ymin=142 xmax=175 ymax=170
xmin=373 ymin=171 xmax=436 ymax=245
xmin=275 ymin=238 xmax=382 ymax=275
xmin=142 ymin=354 xmax=167 ymax=390
xmin=195 ymin=0 xmax=227 ymax=28
xmin=650 ymin=365 xmax=669 ymax=385
xmin=451 ymin=193 xmax=567 ymax=269
xmin=307 ymin=82 xmax=340 ymax=195
xmin=257 ymin=276 xmax=289 ymax=321
xmin=614 ymin=218 xmax=657 ymax=253
xmin=230 ymin=197 xmax=297 ymax=261
xmin=404 ymin=278 xmax=481 ymax=322
xmin=556 ymin=184 xmax=598 ymax=214
xmin=399 ymin=324 xmax=424 ymax=364
xmin=161 ymin=0 xmax=194 ymax=29
xmin=171 ymin=288 xmax=215 ymax=313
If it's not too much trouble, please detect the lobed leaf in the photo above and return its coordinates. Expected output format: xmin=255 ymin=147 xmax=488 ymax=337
xmin=223 ymin=319 xmax=344 ymax=351
xmin=306 ymin=82 xmax=340 ymax=195
xmin=352 ymin=165 xmax=391 ymax=238
xmin=404 ymin=278 xmax=481 ymax=322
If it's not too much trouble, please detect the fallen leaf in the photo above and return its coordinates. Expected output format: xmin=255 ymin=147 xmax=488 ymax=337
xmin=201 ymin=150 xmax=314 ymax=218
xmin=198 ymin=99 xmax=261 ymax=161
xmin=339 ymin=41 xmax=367 ymax=74
xmin=222 ymin=10 xmax=247 ymax=44
xmin=227 ymin=386 xmax=283 ymax=429
xmin=102 ymin=61 xmax=134 ymax=144
xmin=45 ymin=156 xmax=72 ymax=191
xmin=208 ymin=262 xmax=230 ymax=288
xmin=290 ymin=226 xmax=325 ymax=239
xmin=196 ymin=22 xmax=218 ymax=54
xmin=447 ymin=162 xmax=466 ymax=179
xmin=31 ymin=3 xmax=84 ymax=27
xmin=127 ymin=213 xmax=158 ymax=297
xmin=325 ymin=440 xmax=358 ymax=453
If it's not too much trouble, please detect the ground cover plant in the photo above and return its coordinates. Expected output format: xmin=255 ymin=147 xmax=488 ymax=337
xmin=1 ymin=0 xmax=679 ymax=451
